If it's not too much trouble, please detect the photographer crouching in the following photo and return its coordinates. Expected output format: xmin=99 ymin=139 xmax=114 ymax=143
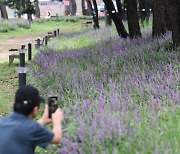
xmin=0 ymin=85 xmax=64 ymax=154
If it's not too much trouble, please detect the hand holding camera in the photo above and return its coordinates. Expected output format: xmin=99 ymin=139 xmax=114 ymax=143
xmin=48 ymin=96 xmax=58 ymax=118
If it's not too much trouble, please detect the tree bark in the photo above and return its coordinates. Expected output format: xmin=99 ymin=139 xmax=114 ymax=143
xmin=122 ymin=0 xmax=127 ymax=20
xmin=103 ymin=0 xmax=129 ymax=38
xmin=86 ymin=0 xmax=92 ymax=15
xmin=126 ymin=0 xmax=141 ymax=38
xmin=71 ymin=0 xmax=77 ymax=15
xmin=81 ymin=0 xmax=86 ymax=15
xmin=168 ymin=0 xmax=180 ymax=46
xmin=92 ymin=0 xmax=100 ymax=29
xmin=86 ymin=0 xmax=98 ymax=29
xmin=25 ymin=0 xmax=33 ymax=21
xmin=34 ymin=0 xmax=40 ymax=18
xmin=0 ymin=3 xmax=8 ymax=19
xmin=115 ymin=0 xmax=123 ymax=18
xmin=104 ymin=6 xmax=112 ymax=27
xmin=152 ymin=0 xmax=166 ymax=36
xmin=138 ymin=0 xmax=150 ymax=23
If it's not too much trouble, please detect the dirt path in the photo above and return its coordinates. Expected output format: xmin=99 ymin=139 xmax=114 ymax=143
xmin=0 ymin=25 xmax=83 ymax=63
xmin=0 ymin=35 xmax=44 ymax=63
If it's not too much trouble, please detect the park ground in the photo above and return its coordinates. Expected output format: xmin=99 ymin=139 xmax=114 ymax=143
xmin=0 ymin=18 xmax=179 ymax=153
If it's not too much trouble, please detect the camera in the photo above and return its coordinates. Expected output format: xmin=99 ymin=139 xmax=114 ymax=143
xmin=48 ymin=96 xmax=58 ymax=118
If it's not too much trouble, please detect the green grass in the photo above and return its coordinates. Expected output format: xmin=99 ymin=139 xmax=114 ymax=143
xmin=0 ymin=19 xmax=82 ymax=41
xmin=0 ymin=18 xmax=85 ymax=116
xmin=0 ymin=62 xmax=19 ymax=116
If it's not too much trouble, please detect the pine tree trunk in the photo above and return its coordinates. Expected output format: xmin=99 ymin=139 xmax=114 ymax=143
xmin=138 ymin=0 xmax=150 ymax=23
xmin=152 ymin=0 xmax=166 ymax=36
xmin=126 ymin=0 xmax=141 ymax=38
xmin=71 ymin=0 xmax=77 ymax=16
xmin=34 ymin=0 xmax=40 ymax=18
xmin=103 ymin=0 xmax=129 ymax=38
xmin=168 ymin=0 xmax=180 ymax=46
xmin=86 ymin=0 xmax=92 ymax=16
xmin=0 ymin=3 xmax=8 ymax=19
xmin=163 ymin=0 xmax=171 ymax=31
xmin=122 ymin=0 xmax=127 ymax=20
xmin=115 ymin=0 xmax=123 ymax=18
xmin=92 ymin=0 xmax=100 ymax=29
xmin=25 ymin=0 xmax=32 ymax=21
xmin=81 ymin=0 xmax=86 ymax=15
xmin=104 ymin=6 xmax=112 ymax=27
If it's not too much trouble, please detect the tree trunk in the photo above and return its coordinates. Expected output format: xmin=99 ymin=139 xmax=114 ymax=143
xmin=25 ymin=0 xmax=32 ymax=21
xmin=138 ymin=0 xmax=150 ymax=23
xmin=34 ymin=0 xmax=40 ymax=18
xmin=81 ymin=0 xmax=86 ymax=15
xmin=152 ymin=0 xmax=166 ymax=36
xmin=116 ymin=0 xmax=123 ymax=18
xmin=163 ymin=0 xmax=172 ymax=31
xmin=104 ymin=6 xmax=112 ymax=27
xmin=103 ymin=0 xmax=129 ymax=38
xmin=86 ymin=0 xmax=97 ymax=29
xmin=122 ymin=0 xmax=127 ymax=20
xmin=92 ymin=0 xmax=100 ymax=29
xmin=71 ymin=0 xmax=77 ymax=16
xmin=0 ymin=3 xmax=8 ymax=19
xmin=168 ymin=0 xmax=180 ymax=46
xmin=126 ymin=0 xmax=141 ymax=38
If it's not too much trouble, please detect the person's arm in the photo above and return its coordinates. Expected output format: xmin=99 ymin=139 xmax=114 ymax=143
xmin=51 ymin=109 xmax=64 ymax=144
xmin=37 ymin=105 xmax=64 ymax=144
xmin=37 ymin=105 xmax=52 ymax=126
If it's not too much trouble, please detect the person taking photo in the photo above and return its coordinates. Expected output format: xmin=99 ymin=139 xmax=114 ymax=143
xmin=0 ymin=85 xmax=64 ymax=154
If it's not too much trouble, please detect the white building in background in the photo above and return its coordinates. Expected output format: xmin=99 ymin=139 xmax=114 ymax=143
xmin=1 ymin=0 xmax=103 ymax=19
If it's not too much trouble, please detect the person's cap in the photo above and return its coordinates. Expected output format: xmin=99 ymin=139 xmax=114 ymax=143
xmin=15 ymin=85 xmax=45 ymax=106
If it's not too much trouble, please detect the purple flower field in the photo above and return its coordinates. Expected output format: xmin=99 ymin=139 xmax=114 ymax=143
xmin=30 ymin=28 xmax=180 ymax=153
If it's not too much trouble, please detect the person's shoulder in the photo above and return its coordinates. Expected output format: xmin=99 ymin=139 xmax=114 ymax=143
xmin=0 ymin=115 xmax=10 ymax=123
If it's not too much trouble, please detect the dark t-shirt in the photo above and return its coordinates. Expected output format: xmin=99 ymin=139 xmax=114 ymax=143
xmin=0 ymin=112 xmax=54 ymax=154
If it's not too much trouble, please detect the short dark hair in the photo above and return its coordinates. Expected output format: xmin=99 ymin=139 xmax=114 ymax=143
xmin=13 ymin=85 xmax=44 ymax=116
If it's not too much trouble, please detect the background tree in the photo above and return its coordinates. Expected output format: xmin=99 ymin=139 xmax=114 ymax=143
xmin=122 ymin=0 xmax=127 ymax=20
xmin=168 ymin=0 xmax=180 ymax=46
xmin=34 ymin=0 xmax=40 ymax=18
xmin=81 ymin=0 xmax=86 ymax=15
xmin=126 ymin=0 xmax=141 ymax=38
xmin=138 ymin=0 xmax=150 ymax=24
xmin=104 ymin=6 xmax=112 ymax=27
xmin=152 ymin=0 xmax=166 ymax=36
xmin=86 ymin=0 xmax=98 ymax=29
xmin=71 ymin=0 xmax=77 ymax=15
xmin=102 ymin=0 xmax=129 ymax=38
xmin=115 ymin=0 xmax=123 ymax=19
xmin=92 ymin=0 xmax=99 ymax=29
xmin=0 ymin=2 xmax=8 ymax=19
xmin=2 ymin=0 xmax=35 ymax=20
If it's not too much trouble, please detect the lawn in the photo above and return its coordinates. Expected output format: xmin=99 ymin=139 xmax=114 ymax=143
xmin=0 ymin=17 xmax=93 ymax=41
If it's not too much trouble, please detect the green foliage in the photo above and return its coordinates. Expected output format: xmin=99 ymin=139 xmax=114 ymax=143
xmin=2 ymin=0 xmax=35 ymax=16
xmin=0 ymin=25 xmax=16 ymax=33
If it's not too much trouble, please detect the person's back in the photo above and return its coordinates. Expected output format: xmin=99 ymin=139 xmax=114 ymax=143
xmin=0 ymin=85 xmax=64 ymax=154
